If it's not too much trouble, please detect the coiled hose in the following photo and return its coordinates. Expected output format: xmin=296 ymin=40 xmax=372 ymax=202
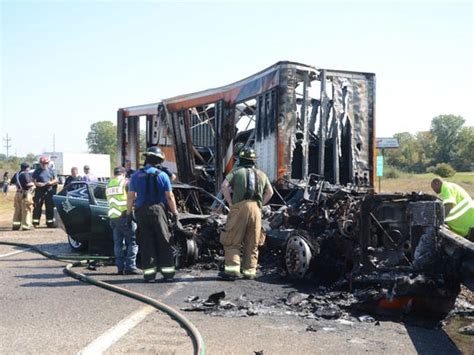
xmin=0 ymin=241 xmax=206 ymax=355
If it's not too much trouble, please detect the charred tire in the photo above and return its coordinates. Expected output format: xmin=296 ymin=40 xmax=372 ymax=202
xmin=67 ymin=234 xmax=87 ymax=252
xmin=285 ymin=235 xmax=312 ymax=279
xmin=173 ymin=237 xmax=199 ymax=268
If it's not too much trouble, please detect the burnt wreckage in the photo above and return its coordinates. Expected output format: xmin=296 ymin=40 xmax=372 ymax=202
xmin=117 ymin=62 xmax=473 ymax=316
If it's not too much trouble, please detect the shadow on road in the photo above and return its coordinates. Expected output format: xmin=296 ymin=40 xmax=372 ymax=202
xmin=20 ymin=280 xmax=88 ymax=287
xmin=405 ymin=324 xmax=461 ymax=354
xmin=16 ymin=273 xmax=67 ymax=280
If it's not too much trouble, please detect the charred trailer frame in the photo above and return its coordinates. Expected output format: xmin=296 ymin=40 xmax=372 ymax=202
xmin=117 ymin=61 xmax=376 ymax=194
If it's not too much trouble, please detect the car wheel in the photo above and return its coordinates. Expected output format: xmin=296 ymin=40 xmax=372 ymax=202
xmin=68 ymin=234 xmax=87 ymax=251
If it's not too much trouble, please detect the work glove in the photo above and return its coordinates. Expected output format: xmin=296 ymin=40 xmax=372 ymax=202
xmin=126 ymin=213 xmax=134 ymax=229
xmin=261 ymin=205 xmax=272 ymax=218
xmin=170 ymin=213 xmax=183 ymax=231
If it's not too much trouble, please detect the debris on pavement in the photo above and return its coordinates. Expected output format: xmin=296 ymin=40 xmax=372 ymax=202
xmin=180 ymin=179 xmax=466 ymax=320
xmin=458 ymin=324 xmax=474 ymax=336
xmin=205 ymin=291 xmax=226 ymax=305
xmin=358 ymin=315 xmax=375 ymax=323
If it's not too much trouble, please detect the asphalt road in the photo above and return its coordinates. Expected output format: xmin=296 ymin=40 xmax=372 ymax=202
xmin=0 ymin=228 xmax=464 ymax=354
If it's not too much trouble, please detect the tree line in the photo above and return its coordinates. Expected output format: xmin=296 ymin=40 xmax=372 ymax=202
xmin=86 ymin=121 xmax=146 ymax=165
xmin=382 ymin=115 xmax=473 ymax=173
xmin=3 ymin=115 xmax=471 ymax=176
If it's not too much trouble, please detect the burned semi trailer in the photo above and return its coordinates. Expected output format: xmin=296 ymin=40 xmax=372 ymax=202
xmin=117 ymin=61 xmax=376 ymax=193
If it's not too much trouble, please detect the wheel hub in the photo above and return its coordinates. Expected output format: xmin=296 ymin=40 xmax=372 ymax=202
xmin=285 ymin=235 xmax=312 ymax=279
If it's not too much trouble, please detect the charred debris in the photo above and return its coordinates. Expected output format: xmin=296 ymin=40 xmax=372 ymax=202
xmin=174 ymin=175 xmax=462 ymax=319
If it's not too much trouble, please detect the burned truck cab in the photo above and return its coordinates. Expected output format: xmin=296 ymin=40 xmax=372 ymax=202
xmin=267 ymin=176 xmax=445 ymax=280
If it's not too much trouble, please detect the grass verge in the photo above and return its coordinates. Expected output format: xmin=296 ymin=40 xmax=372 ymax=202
xmin=379 ymin=172 xmax=474 ymax=196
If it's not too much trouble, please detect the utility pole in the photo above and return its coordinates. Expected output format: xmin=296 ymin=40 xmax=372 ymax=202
xmin=3 ymin=134 xmax=12 ymax=158
xmin=53 ymin=134 xmax=56 ymax=153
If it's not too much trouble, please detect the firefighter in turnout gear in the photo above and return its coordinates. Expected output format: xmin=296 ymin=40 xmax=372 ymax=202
xmin=219 ymin=147 xmax=274 ymax=280
xmin=11 ymin=162 xmax=35 ymax=230
xmin=127 ymin=147 xmax=181 ymax=282
xmin=106 ymin=167 xmax=140 ymax=275
xmin=431 ymin=178 xmax=474 ymax=239
xmin=32 ymin=156 xmax=58 ymax=228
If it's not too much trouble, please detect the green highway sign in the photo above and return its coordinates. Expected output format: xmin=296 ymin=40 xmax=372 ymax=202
xmin=376 ymin=155 xmax=384 ymax=177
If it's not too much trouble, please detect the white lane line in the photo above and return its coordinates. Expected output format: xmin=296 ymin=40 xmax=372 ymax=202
xmin=78 ymin=276 xmax=189 ymax=355
xmin=0 ymin=248 xmax=30 ymax=258
xmin=78 ymin=305 xmax=156 ymax=355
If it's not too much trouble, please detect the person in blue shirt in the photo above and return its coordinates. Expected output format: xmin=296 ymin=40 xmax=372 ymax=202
xmin=127 ymin=146 xmax=181 ymax=282
xmin=32 ymin=156 xmax=58 ymax=228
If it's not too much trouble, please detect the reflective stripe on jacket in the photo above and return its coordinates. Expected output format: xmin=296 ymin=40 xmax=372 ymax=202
xmin=106 ymin=177 xmax=128 ymax=218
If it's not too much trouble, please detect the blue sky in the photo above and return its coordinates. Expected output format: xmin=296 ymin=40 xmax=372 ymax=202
xmin=1 ymin=0 xmax=472 ymax=156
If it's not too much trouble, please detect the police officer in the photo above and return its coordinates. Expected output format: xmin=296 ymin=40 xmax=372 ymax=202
xmin=64 ymin=167 xmax=82 ymax=186
xmin=124 ymin=160 xmax=136 ymax=179
xmin=11 ymin=163 xmax=35 ymax=230
xmin=32 ymin=156 xmax=58 ymax=228
xmin=219 ymin=147 xmax=274 ymax=280
xmin=127 ymin=147 xmax=181 ymax=282
xmin=106 ymin=167 xmax=141 ymax=275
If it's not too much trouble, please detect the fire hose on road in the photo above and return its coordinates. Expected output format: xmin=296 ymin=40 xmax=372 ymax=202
xmin=0 ymin=240 xmax=206 ymax=355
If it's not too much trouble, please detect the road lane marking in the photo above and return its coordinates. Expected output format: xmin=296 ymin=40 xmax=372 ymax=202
xmin=78 ymin=275 xmax=190 ymax=355
xmin=0 ymin=248 xmax=30 ymax=258
xmin=78 ymin=305 xmax=155 ymax=355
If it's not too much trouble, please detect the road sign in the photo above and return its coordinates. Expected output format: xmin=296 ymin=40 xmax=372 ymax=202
xmin=376 ymin=155 xmax=384 ymax=177
xmin=376 ymin=137 xmax=399 ymax=149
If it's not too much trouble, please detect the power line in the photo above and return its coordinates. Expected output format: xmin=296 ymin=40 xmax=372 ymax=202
xmin=3 ymin=134 xmax=12 ymax=158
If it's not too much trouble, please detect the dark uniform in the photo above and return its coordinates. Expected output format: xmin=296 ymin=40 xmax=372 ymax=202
xmin=64 ymin=175 xmax=83 ymax=186
xmin=125 ymin=168 xmax=136 ymax=179
xmin=129 ymin=166 xmax=175 ymax=282
xmin=32 ymin=167 xmax=57 ymax=227
xmin=11 ymin=168 xmax=34 ymax=230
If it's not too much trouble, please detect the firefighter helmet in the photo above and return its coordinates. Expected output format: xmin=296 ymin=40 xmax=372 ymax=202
xmin=39 ymin=156 xmax=50 ymax=164
xmin=239 ymin=146 xmax=257 ymax=163
xmin=143 ymin=146 xmax=165 ymax=163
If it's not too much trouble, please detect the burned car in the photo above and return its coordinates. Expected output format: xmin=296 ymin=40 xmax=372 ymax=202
xmin=53 ymin=181 xmax=227 ymax=267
